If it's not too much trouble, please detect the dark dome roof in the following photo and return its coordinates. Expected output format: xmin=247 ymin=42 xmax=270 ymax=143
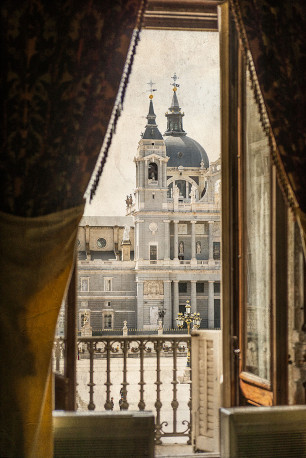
xmin=165 ymin=135 xmax=209 ymax=168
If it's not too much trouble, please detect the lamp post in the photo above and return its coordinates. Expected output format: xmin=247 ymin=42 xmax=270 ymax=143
xmin=176 ymin=300 xmax=202 ymax=367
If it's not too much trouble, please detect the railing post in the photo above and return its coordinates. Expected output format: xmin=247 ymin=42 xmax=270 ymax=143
xmin=138 ymin=340 xmax=146 ymax=411
xmin=104 ymin=340 xmax=113 ymax=410
xmin=154 ymin=338 xmax=163 ymax=445
xmin=87 ymin=340 xmax=95 ymax=410
xmin=171 ymin=339 xmax=179 ymax=434
xmin=121 ymin=339 xmax=129 ymax=410
xmin=187 ymin=337 xmax=192 ymax=445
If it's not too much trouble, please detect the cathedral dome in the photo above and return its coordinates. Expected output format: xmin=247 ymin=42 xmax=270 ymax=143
xmin=165 ymin=135 xmax=209 ymax=168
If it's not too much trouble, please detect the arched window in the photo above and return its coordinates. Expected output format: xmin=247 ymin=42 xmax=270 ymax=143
xmin=148 ymin=162 xmax=158 ymax=180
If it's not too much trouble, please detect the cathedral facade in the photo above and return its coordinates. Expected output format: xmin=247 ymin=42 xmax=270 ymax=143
xmin=76 ymin=85 xmax=221 ymax=333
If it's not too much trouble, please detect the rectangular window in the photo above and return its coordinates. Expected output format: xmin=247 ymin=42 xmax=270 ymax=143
xmin=102 ymin=310 xmax=114 ymax=329
xmin=196 ymin=282 xmax=205 ymax=293
xmin=150 ymin=244 xmax=157 ymax=261
xmin=214 ymin=282 xmax=220 ymax=294
xmin=104 ymin=314 xmax=113 ymax=329
xmin=104 ymin=278 xmax=112 ymax=292
xmin=213 ymin=242 xmax=220 ymax=260
xmin=80 ymin=278 xmax=89 ymax=292
xmin=179 ymin=282 xmax=187 ymax=293
xmin=179 ymin=303 xmax=187 ymax=315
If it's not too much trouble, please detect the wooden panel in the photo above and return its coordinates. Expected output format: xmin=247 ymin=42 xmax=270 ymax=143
xmin=239 ymin=378 xmax=273 ymax=407
xmin=192 ymin=330 xmax=222 ymax=453
xmin=144 ymin=1 xmax=219 ymax=31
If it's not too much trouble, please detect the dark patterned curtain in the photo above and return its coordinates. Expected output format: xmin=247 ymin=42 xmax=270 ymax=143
xmin=230 ymin=0 xmax=306 ymax=249
xmin=0 ymin=1 xmax=144 ymax=456
xmin=1 ymin=0 xmax=143 ymax=217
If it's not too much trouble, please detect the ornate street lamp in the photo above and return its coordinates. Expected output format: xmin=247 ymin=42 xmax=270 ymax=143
xmin=176 ymin=300 xmax=202 ymax=367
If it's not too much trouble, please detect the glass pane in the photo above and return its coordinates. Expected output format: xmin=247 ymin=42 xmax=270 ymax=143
xmin=244 ymin=69 xmax=271 ymax=381
xmin=150 ymin=245 xmax=157 ymax=260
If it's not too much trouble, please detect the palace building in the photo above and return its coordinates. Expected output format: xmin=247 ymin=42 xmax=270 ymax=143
xmin=76 ymin=82 xmax=221 ymax=333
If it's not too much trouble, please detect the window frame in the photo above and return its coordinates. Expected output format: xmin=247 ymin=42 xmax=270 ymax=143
xmin=149 ymin=243 xmax=158 ymax=261
xmin=102 ymin=309 xmax=114 ymax=330
xmin=80 ymin=277 xmax=89 ymax=292
xmin=104 ymin=277 xmax=113 ymax=292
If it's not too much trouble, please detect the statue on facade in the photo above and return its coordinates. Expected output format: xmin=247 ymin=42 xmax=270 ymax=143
xmin=190 ymin=184 xmax=197 ymax=203
xmin=83 ymin=311 xmax=89 ymax=325
xmin=179 ymin=241 xmax=184 ymax=254
xmin=196 ymin=241 xmax=201 ymax=254
xmin=125 ymin=194 xmax=133 ymax=207
xmin=123 ymin=225 xmax=130 ymax=241
xmin=123 ymin=320 xmax=128 ymax=336
xmin=173 ymin=185 xmax=180 ymax=202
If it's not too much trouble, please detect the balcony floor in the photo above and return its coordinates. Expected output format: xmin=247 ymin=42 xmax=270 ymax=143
xmin=155 ymin=444 xmax=220 ymax=458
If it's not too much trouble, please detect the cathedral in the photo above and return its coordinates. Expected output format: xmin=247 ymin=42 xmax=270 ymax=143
xmin=75 ymin=80 xmax=221 ymax=333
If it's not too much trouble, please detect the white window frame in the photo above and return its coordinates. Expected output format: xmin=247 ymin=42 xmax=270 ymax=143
xmin=104 ymin=277 xmax=113 ymax=292
xmin=80 ymin=277 xmax=89 ymax=292
xmin=102 ymin=310 xmax=114 ymax=329
xmin=149 ymin=243 xmax=158 ymax=261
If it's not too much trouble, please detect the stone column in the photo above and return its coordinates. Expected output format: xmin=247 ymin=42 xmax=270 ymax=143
xmin=137 ymin=280 xmax=144 ymax=329
xmin=191 ymin=280 xmax=197 ymax=314
xmin=174 ymin=221 xmax=179 ymax=261
xmin=163 ymin=220 xmax=171 ymax=260
xmin=137 ymin=220 xmax=144 ymax=260
xmin=173 ymin=280 xmax=179 ymax=328
xmin=163 ymin=280 xmax=172 ymax=328
xmin=191 ymin=220 xmax=196 ymax=262
xmin=208 ymin=280 xmax=214 ymax=329
xmin=158 ymin=160 xmax=162 ymax=187
xmin=136 ymin=160 xmax=139 ymax=188
xmin=143 ymin=159 xmax=147 ymax=187
xmin=163 ymin=160 xmax=167 ymax=187
xmin=208 ymin=221 xmax=214 ymax=262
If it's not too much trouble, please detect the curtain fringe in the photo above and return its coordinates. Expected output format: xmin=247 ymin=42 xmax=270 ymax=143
xmin=87 ymin=0 xmax=147 ymax=202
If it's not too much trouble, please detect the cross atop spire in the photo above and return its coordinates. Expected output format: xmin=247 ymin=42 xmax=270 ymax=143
xmin=142 ymin=86 xmax=163 ymax=140
xmin=170 ymin=73 xmax=180 ymax=91
xmin=164 ymin=73 xmax=185 ymax=137
xmin=147 ymin=79 xmax=157 ymax=98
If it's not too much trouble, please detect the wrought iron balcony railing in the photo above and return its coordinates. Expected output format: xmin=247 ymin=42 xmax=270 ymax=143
xmin=53 ymin=335 xmax=191 ymax=445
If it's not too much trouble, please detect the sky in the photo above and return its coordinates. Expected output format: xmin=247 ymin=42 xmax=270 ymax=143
xmin=84 ymin=29 xmax=220 ymax=216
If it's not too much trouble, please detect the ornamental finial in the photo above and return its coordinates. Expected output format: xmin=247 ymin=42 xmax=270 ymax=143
xmin=171 ymin=73 xmax=180 ymax=91
xmin=147 ymin=79 xmax=157 ymax=98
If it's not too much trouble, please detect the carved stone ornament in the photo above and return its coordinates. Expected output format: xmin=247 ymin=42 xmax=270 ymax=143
xmin=149 ymin=222 xmax=158 ymax=234
xmin=144 ymin=280 xmax=164 ymax=297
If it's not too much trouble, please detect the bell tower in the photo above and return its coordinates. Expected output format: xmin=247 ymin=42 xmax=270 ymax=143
xmin=134 ymin=93 xmax=168 ymax=213
xmin=133 ymin=88 xmax=169 ymax=262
